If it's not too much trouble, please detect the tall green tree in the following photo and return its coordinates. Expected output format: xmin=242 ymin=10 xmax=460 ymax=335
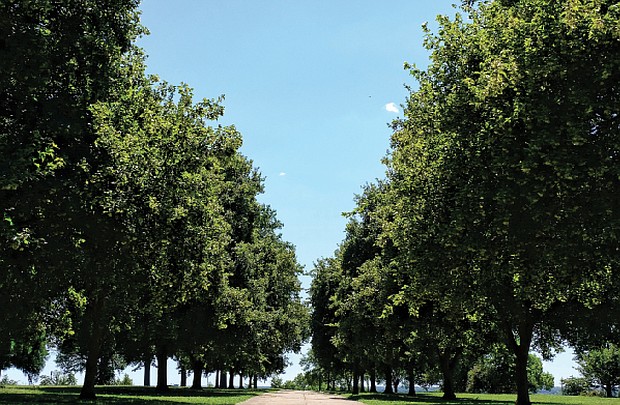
xmin=388 ymin=1 xmax=620 ymax=404
xmin=88 ymin=60 xmax=237 ymax=392
xmin=576 ymin=344 xmax=620 ymax=397
xmin=0 ymin=0 xmax=142 ymax=393
xmin=310 ymin=257 xmax=342 ymax=384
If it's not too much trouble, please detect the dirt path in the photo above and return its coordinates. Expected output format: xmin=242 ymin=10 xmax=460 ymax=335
xmin=238 ymin=390 xmax=365 ymax=404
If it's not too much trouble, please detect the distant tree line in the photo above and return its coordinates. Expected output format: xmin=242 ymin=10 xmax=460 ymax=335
xmin=0 ymin=0 xmax=308 ymax=399
xmin=309 ymin=1 xmax=619 ymax=405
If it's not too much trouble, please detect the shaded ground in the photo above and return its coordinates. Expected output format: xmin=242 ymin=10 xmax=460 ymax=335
xmin=0 ymin=386 xmax=262 ymax=404
xmin=345 ymin=392 xmax=614 ymax=405
xmin=1 ymin=388 xmax=614 ymax=405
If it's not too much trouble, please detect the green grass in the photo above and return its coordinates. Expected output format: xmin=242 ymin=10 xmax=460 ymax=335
xmin=0 ymin=385 xmax=265 ymax=404
xmin=343 ymin=391 xmax=619 ymax=405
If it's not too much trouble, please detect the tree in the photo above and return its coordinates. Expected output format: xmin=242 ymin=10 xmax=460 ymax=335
xmin=467 ymin=346 xmax=553 ymax=393
xmin=1 ymin=1 xmax=143 ymax=398
xmin=388 ymin=1 xmax=620 ymax=404
xmin=561 ymin=376 xmax=593 ymax=396
xmin=2 ymin=1 xmax=307 ymax=399
xmin=39 ymin=370 xmax=77 ymax=386
xmin=576 ymin=344 xmax=620 ymax=397
xmin=310 ymin=257 xmax=346 ymax=390
xmin=88 ymin=64 xmax=237 ymax=393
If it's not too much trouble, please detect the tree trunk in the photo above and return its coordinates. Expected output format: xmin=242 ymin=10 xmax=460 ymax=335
xmin=228 ymin=369 xmax=235 ymax=389
xmin=506 ymin=319 xmax=534 ymax=405
xmin=191 ymin=363 xmax=202 ymax=389
xmin=180 ymin=368 xmax=187 ymax=387
xmin=514 ymin=346 xmax=531 ymax=405
xmin=407 ymin=367 xmax=416 ymax=396
xmin=239 ymin=373 xmax=243 ymax=389
xmin=79 ymin=298 xmax=106 ymax=400
xmin=370 ymin=368 xmax=377 ymax=393
xmin=383 ymin=366 xmax=394 ymax=394
xmin=155 ymin=346 xmax=168 ymax=391
xmin=360 ymin=371 xmax=365 ymax=392
xmin=439 ymin=349 xmax=459 ymax=400
xmin=605 ymin=383 xmax=613 ymax=398
xmin=219 ymin=370 xmax=227 ymax=389
xmin=253 ymin=375 xmax=258 ymax=389
xmin=215 ymin=370 xmax=219 ymax=388
xmin=143 ymin=356 xmax=151 ymax=387
xmin=352 ymin=367 xmax=359 ymax=394
xmin=393 ymin=378 xmax=399 ymax=394
xmin=79 ymin=337 xmax=102 ymax=399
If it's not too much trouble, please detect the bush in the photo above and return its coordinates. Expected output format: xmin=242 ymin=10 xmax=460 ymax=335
xmin=271 ymin=376 xmax=283 ymax=388
xmin=561 ymin=376 xmax=592 ymax=396
xmin=0 ymin=375 xmax=18 ymax=386
xmin=113 ymin=373 xmax=133 ymax=386
xmin=39 ymin=370 xmax=77 ymax=386
xmin=466 ymin=346 xmax=553 ymax=394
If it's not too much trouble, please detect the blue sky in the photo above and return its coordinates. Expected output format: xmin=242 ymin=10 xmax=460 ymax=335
xmin=135 ymin=0 xmax=577 ymax=385
xmin=135 ymin=0 xmax=462 ymax=275
xmin=6 ymin=0 xmax=577 ymax=387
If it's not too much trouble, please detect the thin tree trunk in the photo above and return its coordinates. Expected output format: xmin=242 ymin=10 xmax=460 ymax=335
xmin=79 ymin=298 xmax=106 ymax=400
xmin=360 ymin=370 xmax=365 ymax=392
xmin=253 ymin=375 xmax=258 ymax=389
xmin=180 ymin=368 xmax=187 ymax=387
xmin=155 ymin=346 xmax=168 ymax=391
xmin=220 ymin=370 xmax=227 ymax=388
xmin=393 ymin=378 xmax=399 ymax=394
xmin=352 ymin=366 xmax=359 ymax=394
xmin=370 ymin=368 xmax=377 ymax=392
xmin=383 ymin=366 xmax=394 ymax=394
xmin=228 ymin=369 xmax=235 ymax=389
xmin=407 ymin=367 xmax=416 ymax=396
xmin=505 ymin=319 xmax=534 ymax=405
xmin=239 ymin=373 xmax=243 ymax=389
xmin=143 ymin=356 xmax=151 ymax=387
xmin=215 ymin=370 xmax=219 ymax=388
xmin=605 ymin=383 xmax=613 ymax=398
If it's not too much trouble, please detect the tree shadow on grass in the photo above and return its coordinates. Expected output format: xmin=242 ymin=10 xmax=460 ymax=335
xmin=348 ymin=393 xmax=515 ymax=405
xmin=0 ymin=386 xmax=264 ymax=404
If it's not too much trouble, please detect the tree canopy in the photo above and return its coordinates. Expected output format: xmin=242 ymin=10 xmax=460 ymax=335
xmin=310 ymin=0 xmax=619 ymax=403
xmin=1 ymin=0 xmax=307 ymax=398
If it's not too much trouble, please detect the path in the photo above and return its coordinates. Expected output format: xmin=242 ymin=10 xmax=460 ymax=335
xmin=238 ymin=390 xmax=365 ymax=405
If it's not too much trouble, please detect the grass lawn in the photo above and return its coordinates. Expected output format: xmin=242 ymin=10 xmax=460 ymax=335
xmin=344 ymin=392 xmax=618 ymax=405
xmin=0 ymin=385 xmax=265 ymax=404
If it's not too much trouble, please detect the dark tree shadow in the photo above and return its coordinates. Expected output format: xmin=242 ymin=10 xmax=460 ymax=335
xmin=348 ymin=393 xmax=516 ymax=405
xmin=0 ymin=386 xmax=264 ymax=404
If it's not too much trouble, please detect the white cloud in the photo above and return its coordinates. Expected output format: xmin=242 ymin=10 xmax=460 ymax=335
xmin=385 ymin=102 xmax=399 ymax=113
xmin=279 ymin=172 xmax=287 ymax=177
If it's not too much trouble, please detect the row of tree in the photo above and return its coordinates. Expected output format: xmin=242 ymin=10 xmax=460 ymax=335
xmin=309 ymin=1 xmax=619 ymax=404
xmin=0 ymin=0 xmax=307 ymax=399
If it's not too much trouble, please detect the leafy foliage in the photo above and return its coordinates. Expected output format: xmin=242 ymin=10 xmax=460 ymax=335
xmin=0 ymin=0 xmax=307 ymax=399
xmin=310 ymin=1 xmax=620 ymax=404
xmin=576 ymin=344 xmax=620 ymax=397
xmin=39 ymin=371 xmax=77 ymax=386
